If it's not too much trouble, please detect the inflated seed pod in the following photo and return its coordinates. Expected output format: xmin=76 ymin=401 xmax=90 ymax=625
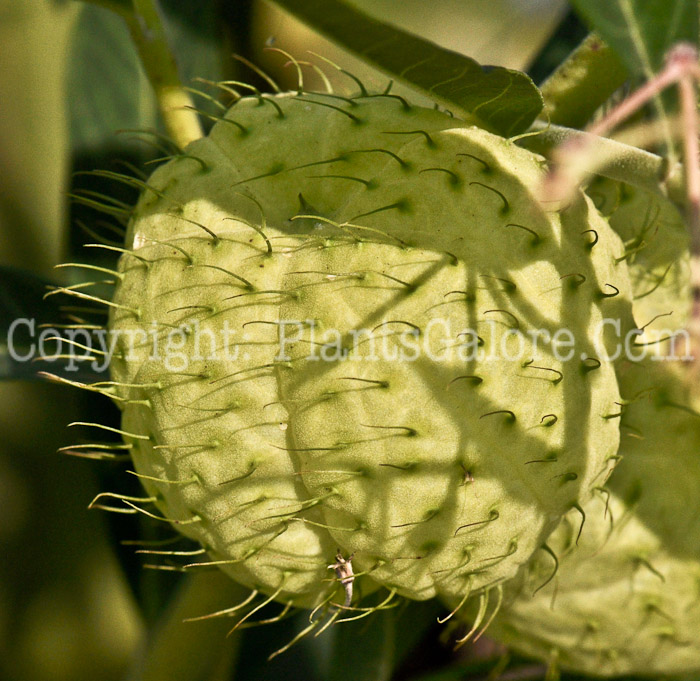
xmin=469 ymin=359 xmax=700 ymax=677
xmin=106 ymin=90 xmax=633 ymax=609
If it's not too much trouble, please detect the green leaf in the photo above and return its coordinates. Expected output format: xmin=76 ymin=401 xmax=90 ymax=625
xmin=539 ymin=33 xmax=629 ymax=128
xmin=130 ymin=572 xmax=245 ymax=681
xmin=317 ymin=0 xmax=567 ymax=73
xmin=67 ymin=3 xmax=159 ymax=153
xmin=0 ymin=0 xmax=76 ymax=275
xmin=569 ymin=0 xmax=698 ymax=76
xmin=325 ymin=596 xmax=442 ymax=681
xmin=0 ymin=379 xmax=143 ymax=681
xmin=268 ymin=0 xmax=543 ymax=136
xmin=161 ymin=0 xmax=227 ymax=95
xmin=327 ymin=597 xmax=396 ymax=681
xmin=566 ymin=0 xmax=697 ymax=162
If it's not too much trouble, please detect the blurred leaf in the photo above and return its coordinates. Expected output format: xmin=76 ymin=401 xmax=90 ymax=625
xmin=0 ymin=0 xmax=77 ymax=274
xmin=76 ymin=0 xmax=133 ymax=12
xmin=569 ymin=0 xmax=698 ymax=76
xmin=268 ymin=0 xmax=543 ymax=135
xmin=234 ymin=611 xmax=328 ymax=681
xmin=324 ymin=596 xmax=441 ymax=681
xmin=342 ymin=0 xmax=566 ymax=72
xmin=328 ymin=604 xmax=395 ymax=681
xmin=0 ymin=267 xmax=57 ymax=381
xmin=67 ymin=3 xmax=159 ymax=154
xmin=567 ymin=0 xmax=697 ymax=162
xmin=0 ymin=267 xmax=53 ymax=333
xmin=539 ymin=33 xmax=629 ymax=127
xmin=127 ymin=571 xmax=245 ymax=681
xmin=0 ymin=382 xmax=143 ymax=681
xmin=161 ymin=0 xmax=228 ymax=97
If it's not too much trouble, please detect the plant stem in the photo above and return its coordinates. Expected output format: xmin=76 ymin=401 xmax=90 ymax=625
xmin=516 ymin=120 xmax=684 ymax=204
xmin=124 ymin=0 xmax=204 ymax=150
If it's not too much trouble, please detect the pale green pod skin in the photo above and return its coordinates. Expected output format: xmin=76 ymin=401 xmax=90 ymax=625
xmin=108 ymin=92 xmax=633 ymax=608
xmin=475 ymin=360 xmax=700 ymax=677
xmin=588 ymin=177 xmax=690 ymax=352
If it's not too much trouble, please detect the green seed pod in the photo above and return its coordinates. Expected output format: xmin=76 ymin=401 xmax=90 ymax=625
xmin=107 ymin=91 xmax=633 ymax=610
xmin=588 ymin=176 xmax=690 ymax=353
xmin=471 ymin=359 xmax=700 ymax=677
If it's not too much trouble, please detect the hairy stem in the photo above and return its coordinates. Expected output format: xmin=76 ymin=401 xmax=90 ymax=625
xmin=516 ymin=120 xmax=684 ymax=204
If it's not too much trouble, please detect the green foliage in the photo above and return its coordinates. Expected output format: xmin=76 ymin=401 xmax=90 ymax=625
xmin=325 ymin=599 xmax=442 ymax=681
xmin=268 ymin=0 xmax=544 ymax=136
xmin=539 ymin=34 xmax=629 ymax=127
xmin=68 ymin=4 xmax=159 ymax=153
xmin=0 ymin=0 xmax=75 ymax=274
xmin=130 ymin=572 xmax=245 ymax=681
xmin=569 ymin=0 xmax=698 ymax=75
xmin=569 ymin=0 xmax=699 ymax=160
